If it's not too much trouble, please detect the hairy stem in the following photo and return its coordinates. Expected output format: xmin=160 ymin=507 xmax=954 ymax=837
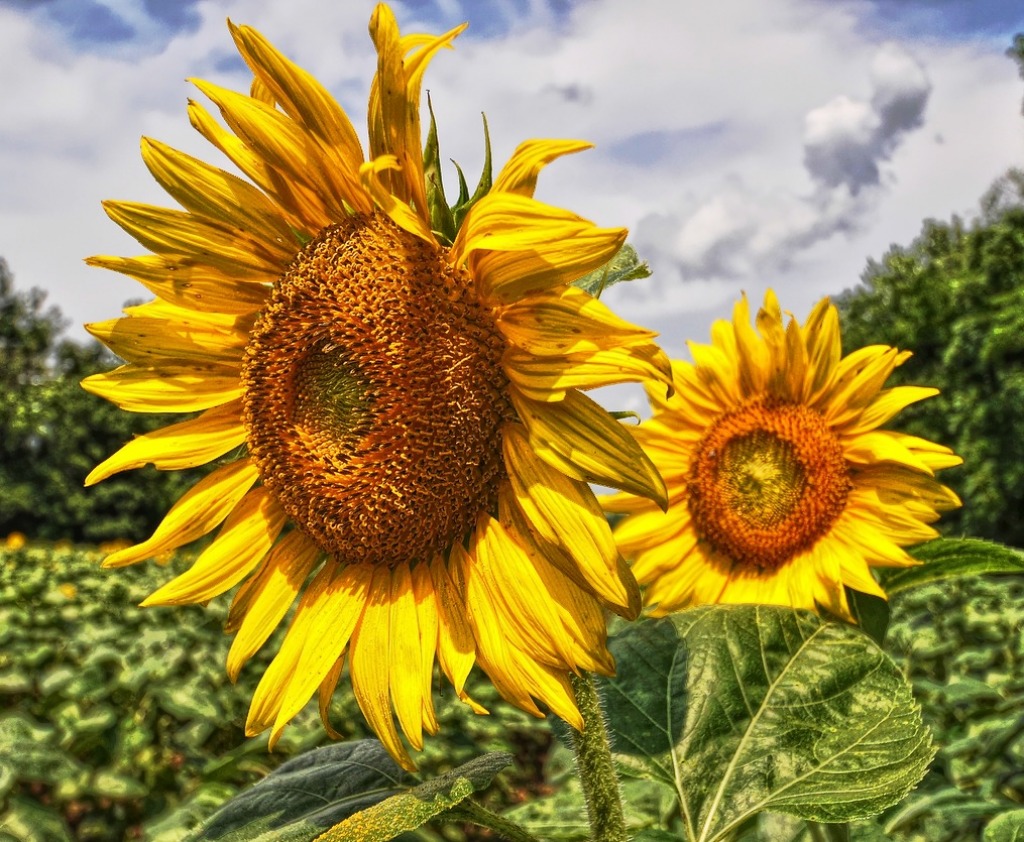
xmin=570 ymin=672 xmax=627 ymax=842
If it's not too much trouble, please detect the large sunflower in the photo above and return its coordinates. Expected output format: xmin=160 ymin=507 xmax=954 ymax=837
xmin=84 ymin=5 xmax=670 ymax=770
xmin=604 ymin=291 xmax=960 ymax=620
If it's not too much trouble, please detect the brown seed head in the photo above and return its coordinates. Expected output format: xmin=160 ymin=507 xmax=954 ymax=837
xmin=241 ymin=214 xmax=513 ymax=567
xmin=688 ymin=399 xmax=851 ymax=570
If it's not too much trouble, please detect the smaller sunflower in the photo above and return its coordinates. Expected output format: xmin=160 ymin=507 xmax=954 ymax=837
xmin=604 ymin=291 xmax=961 ymax=619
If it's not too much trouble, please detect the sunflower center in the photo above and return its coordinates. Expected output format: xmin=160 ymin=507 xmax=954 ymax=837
xmin=687 ymin=399 xmax=851 ymax=570
xmin=241 ymin=213 xmax=512 ymax=567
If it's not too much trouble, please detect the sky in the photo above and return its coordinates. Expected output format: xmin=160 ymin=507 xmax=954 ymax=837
xmin=1 ymin=0 xmax=1023 ymax=365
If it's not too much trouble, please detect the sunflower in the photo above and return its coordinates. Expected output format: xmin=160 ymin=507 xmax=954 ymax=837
xmin=603 ymin=290 xmax=961 ymax=620
xmin=83 ymin=5 xmax=670 ymax=770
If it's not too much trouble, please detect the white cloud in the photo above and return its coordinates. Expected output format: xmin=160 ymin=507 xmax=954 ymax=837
xmin=0 ymin=0 xmax=1020 ymax=352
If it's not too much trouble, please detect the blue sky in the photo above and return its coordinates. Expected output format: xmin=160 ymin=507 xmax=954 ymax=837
xmin=0 ymin=0 xmax=1022 ymax=368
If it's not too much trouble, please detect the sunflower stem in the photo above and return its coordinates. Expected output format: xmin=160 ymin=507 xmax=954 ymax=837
xmin=569 ymin=672 xmax=628 ymax=842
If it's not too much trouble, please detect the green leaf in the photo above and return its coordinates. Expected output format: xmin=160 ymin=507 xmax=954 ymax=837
xmin=880 ymin=538 xmax=1024 ymax=595
xmin=599 ymin=618 xmax=687 ymax=783
xmin=985 ymin=809 xmax=1024 ymax=841
xmin=601 ymin=606 xmax=935 ymax=842
xmin=90 ymin=769 xmax=147 ymax=799
xmin=188 ymin=740 xmax=410 ymax=841
xmin=845 ymin=588 xmax=890 ymax=646
xmin=0 ymin=794 xmax=73 ymax=841
xmin=318 ymin=751 xmax=513 ymax=841
xmin=572 ymin=244 xmax=652 ymax=297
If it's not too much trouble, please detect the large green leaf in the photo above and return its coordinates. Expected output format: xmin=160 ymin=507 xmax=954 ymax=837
xmin=188 ymin=740 xmax=410 ymax=841
xmin=601 ymin=606 xmax=934 ymax=842
xmin=317 ymin=750 xmax=513 ymax=841
xmin=880 ymin=538 xmax=1024 ymax=595
xmin=189 ymin=740 xmax=512 ymax=842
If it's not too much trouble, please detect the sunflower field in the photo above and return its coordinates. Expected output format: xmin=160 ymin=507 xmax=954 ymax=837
xmin=2 ymin=539 xmax=1024 ymax=840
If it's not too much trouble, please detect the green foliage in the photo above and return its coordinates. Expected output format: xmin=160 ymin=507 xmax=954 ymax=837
xmin=0 ymin=260 xmax=200 ymax=543
xmin=835 ymin=171 xmax=1024 ymax=545
xmin=0 ymin=257 xmax=65 ymax=389
xmin=985 ymin=809 xmax=1024 ymax=841
xmin=320 ymin=750 xmax=513 ymax=842
xmin=0 ymin=543 xmax=554 ymax=840
xmin=879 ymin=574 xmax=1024 ymax=842
xmin=0 ymin=543 xmax=325 ymax=840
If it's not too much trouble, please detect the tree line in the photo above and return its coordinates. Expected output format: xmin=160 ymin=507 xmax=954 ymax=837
xmin=0 ymin=258 xmax=197 ymax=543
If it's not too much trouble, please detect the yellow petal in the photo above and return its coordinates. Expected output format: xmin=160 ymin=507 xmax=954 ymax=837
xmin=247 ymin=563 xmax=335 ymax=736
xmin=430 ymin=554 xmax=477 ymax=700
xmin=102 ymin=459 xmax=259 ymax=567
xmin=824 ymin=346 xmax=905 ymax=425
xmin=510 ymin=390 xmax=667 ymax=507
xmin=467 ymin=512 xmax=579 ymax=670
xmin=187 ymin=98 xmax=327 ymax=236
xmin=318 ymin=655 xmax=347 ymax=740
xmin=140 ymin=137 xmax=298 ymax=254
xmin=847 ymin=386 xmax=939 ymax=434
xmin=498 ymin=284 xmax=656 ymax=355
xmin=504 ymin=343 xmax=672 ymax=402
xmin=359 ymin=156 xmax=436 ymax=243
xmin=86 ymin=255 xmax=270 ymax=315
xmin=228 ymin=22 xmax=365 ymax=177
xmin=367 ymin=2 xmax=420 ymax=207
xmin=388 ymin=565 xmax=427 ymax=750
xmin=227 ymin=529 xmax=322 ymax=679
xmin=510 ymin=528 xmax=616 ymax=675
xmin=500 ymin=484 xmax=639 ymax=619
xmin=803 ymin=296 xmax=842 ymax=399
xmin=366 ymin=7 xmax=463 ymax=213
xmin=273 ymin=563 xmax=374 ymax=744
xmin=81 ymin=364 xmax=242 ymax=413
xmin=86 ymin=314 xmax=246 ymax=367
xmin=451 ymin=193 xmax=626 ymax=302
xmin=192 ymin=78 xmax=355 ymax=219
xmin=101 ymin=200 xmax=285 ymax=277
xmin=503 ymin=425 xmax=639 ymax=614
xmin=411 ymin=563 xmax=440 ymax=734
xmin=845 ymin=430 xmax=941 ymax=474
xmin=457 ymin=522 xmax=583 ymax=728
xmin=142 ymin=487 xmax=287 ymax=605
xmin=86 ymin=399 xmax=245 ymax=485
xmin=492 ymin=139 xmax=593 ymax=198
xmin=349 ymin=565 xmax=414 ymax=770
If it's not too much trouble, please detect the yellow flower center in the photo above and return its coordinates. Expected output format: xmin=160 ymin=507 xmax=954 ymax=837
xmin=241 ymin=214 xmax=512 ymax=567
xmin=687 ymin=399 xmax=851 ymax=570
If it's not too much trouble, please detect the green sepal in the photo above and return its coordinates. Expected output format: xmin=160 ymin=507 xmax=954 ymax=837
xmin=423 ymin=93 xmax=457 ymax=246
xmin=451 ymin=114 xmax=493 ymax=233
